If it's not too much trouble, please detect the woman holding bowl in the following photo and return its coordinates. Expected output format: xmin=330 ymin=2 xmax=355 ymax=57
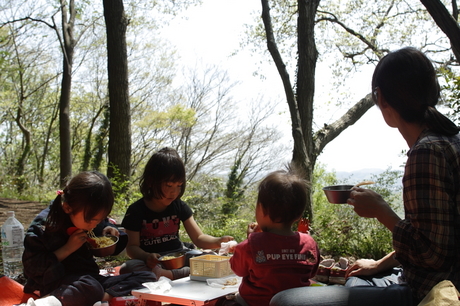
xmin=270 ymin=47 xmax=460 ymax=306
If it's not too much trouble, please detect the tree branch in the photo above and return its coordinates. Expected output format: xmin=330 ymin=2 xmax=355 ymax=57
xmin=0 ymin=16 xmax=55 ymax=30
xmin=314 ymin=93 xmax=374 ymax=155
xmin=260 ymin=0 xmax=306 ymax=157
xmin=419 ymin=0 xmax=460 ymax=63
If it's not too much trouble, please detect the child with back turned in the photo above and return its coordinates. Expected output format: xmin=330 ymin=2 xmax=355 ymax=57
xmin=229 ymin=166 xmax=320 ymax=306
xmin=21 ymin=171 xmax=157 ymax=306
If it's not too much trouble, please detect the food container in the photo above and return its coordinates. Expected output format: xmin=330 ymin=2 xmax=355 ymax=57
xmin=322 ymin=185 xmax=354 ymax=204
xmin=189 ymin=254 xmax=233 ymax=281
xmin=185 ymin=249 xmax=204 ymax=266
xmin=158 ymin=252 xmax=186 ymax=269
xmin=90 ymin=235 xmax=119 ymax=257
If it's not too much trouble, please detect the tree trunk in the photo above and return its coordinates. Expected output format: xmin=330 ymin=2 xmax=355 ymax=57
xmin=294 ymin=0 xmax=320 ymax=219
xmin=103 ymin=0 xmax=132 ymax=188
xmin=261 ymin=0 xmax=375 ymax=222
xmin=58 ymin=0 xmax=76 ymax=186
xmin=91 ymin=103 xmax=110 ymax=171
xmin=419 ymin=0 xmax=460 ymax=63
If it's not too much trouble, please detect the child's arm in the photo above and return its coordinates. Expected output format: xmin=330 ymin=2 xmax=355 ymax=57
xmin=125 ymin=229 xmax=160 ymax=269
xmin=229 ymin=240 xmax=251 ymax=277
xmin=54 ymin=228 xmax=89 ymax=262
xmin=183 ymin=216 xmax=234 ymax=249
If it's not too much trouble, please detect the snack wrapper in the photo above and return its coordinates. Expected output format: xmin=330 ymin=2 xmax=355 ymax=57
xmin=206 ymin=276 xmax=242 ymax=288
xmin=219 ymin=240 xmax=238 ymax=255
xmin=142 ymin=277 xmax=172 ymax=294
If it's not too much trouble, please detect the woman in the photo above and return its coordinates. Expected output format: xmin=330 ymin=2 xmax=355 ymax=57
xmin=270 ymin=47 xmax=460 ymax=306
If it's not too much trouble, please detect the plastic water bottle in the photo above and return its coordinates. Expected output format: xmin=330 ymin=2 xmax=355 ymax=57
xmin=1 ymin=211 xmax=25 ymax=278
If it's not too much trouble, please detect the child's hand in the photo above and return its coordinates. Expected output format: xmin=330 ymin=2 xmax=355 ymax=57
xmin=146 ymin=253 xmax=160 ymax=269
xmin=66 ymin=227 xmax=89 ymax=252
xmin=247 ymin=222 xmax=261 ymax=236
xmin=102 ymin=226 xmax=119 ymax=237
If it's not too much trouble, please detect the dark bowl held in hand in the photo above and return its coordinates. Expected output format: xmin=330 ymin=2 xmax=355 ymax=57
xmin=322 ymin=185 xmax=354 ymax=204
xmin=90 ymin=235 xmax=119 ymax=257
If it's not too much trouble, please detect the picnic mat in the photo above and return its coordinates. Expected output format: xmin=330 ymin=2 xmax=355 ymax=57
xmin=0 ymin=274 xmax=39 ymax=306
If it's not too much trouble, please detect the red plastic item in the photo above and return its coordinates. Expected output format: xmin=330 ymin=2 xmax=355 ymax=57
xmin=297 ymin=218 xmax=310 ymax=233
xmin=66 ymin=227 xmax=98 ymax=247
xmin=86 ymin=237 xmax=98 ymax=248
xmin=66 ymin=227 xmax=79 ymax=236
xmin=109 ymin=296 xmax=160 ymax=306
xmin=0 ymin=275 xmax=39 ymax=306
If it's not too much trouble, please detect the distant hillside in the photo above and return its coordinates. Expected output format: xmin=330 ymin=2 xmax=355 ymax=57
xmin=334 ymin=168 xmax=386 ymax=183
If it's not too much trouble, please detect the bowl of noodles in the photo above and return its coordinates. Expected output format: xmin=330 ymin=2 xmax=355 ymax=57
xmin=158 ymin=252 xmax=186 ymax=269
xmin=88 ymin=234 xmax=119 ymax=257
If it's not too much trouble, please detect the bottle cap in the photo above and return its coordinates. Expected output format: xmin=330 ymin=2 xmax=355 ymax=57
xmin=7 ymin=211 xmax=14 ymax=218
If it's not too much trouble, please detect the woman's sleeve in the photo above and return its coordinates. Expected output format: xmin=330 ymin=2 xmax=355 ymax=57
xmin=393 ymin=144 xmax=456 ymax=270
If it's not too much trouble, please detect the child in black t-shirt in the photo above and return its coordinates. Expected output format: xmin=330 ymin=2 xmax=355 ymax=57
xmin=120 ymin=147 xmax=233 ymax=279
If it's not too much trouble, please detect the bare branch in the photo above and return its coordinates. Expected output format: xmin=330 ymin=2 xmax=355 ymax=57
xmin=419 ymin=0 xmax=460 ymax=63
xmin=0 ymin=16 xmax=56 ymax=30
xmin=314 ymin=93 xmax=374 ymax=156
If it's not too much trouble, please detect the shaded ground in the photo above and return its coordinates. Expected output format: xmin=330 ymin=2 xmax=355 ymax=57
xmin=0 ymin=198 xmax=47 ymax=282
xmin=0 ymin=198 xmax=48 ymax=229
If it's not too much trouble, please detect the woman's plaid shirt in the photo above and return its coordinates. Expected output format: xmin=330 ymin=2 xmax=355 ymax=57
xmin=393 ymin=129 xmax=460 ymax=303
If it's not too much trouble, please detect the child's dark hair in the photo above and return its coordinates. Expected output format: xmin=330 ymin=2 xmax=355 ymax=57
xmin=46 ymin=171 xmax=114 ymax=232
xmin=140 ymin=147 xmax=186 ymax=200
xmin=372 ymin=47 xmax=459 ymax=135
xmin=257 ymin=166 xmax=309 ymax=225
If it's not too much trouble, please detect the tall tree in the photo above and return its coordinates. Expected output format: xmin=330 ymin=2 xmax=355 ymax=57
xmin=257 ymin=0 xmax=454 ymax=220
xmin=419 ymin=0 xmax=460 ymax=62
xmin=261 ymin=0 xmax=374 ymax=219
xmin=103 ymin=0 xmax=131 ymax=187
xmin=56 ymin=0 xmax=76 ymax=186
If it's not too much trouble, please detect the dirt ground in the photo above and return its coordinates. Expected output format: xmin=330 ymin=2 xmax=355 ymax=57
xmin=0 ymin=198 xmax=47 ymax=230
xmin=0 ymin=198 xmax=48 ymax=281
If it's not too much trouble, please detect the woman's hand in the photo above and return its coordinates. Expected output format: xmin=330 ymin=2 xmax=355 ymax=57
xmin=345 ymin=259 xmax=380 ymax=278
xmin=346 ymin=251 xmax=400 ymax=278
xmin=348 ymin=188 xmax=401 ymax=231
xmin=347 ymin=188 xmax=388 ymax=218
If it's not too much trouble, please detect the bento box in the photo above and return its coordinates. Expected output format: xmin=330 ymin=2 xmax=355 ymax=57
xmin=189 ymin=254 xmax=233 ymax=281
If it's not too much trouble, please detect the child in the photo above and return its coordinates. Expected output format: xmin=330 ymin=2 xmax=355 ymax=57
xmin=120 ymin=147 xmax=234 ymax=279
xmin=229 ymin=167 xmax=320 ymax=306
xmin=22 ymin=171 xmax=157 ymax=306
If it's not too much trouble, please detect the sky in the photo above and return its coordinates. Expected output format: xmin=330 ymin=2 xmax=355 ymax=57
xmin=159 ymin=0 xmax=408 ymax=174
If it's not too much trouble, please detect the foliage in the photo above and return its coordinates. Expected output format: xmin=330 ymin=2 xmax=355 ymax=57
xmin=108 ymin=166 xmax=142 ymax=221
xmin=311 ymin=164 xmax=403 ymax=258
xmin=181 ymin=175 xmax=258 ymax=243
xmin=440 ymin=67 xmax=460 ymax=125
xmin=179 ymin=164 xmax=403 ymax=259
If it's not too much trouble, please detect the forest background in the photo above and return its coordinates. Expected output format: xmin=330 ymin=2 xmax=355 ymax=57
xmin=1 ymin=0 xmax=460 ymax=261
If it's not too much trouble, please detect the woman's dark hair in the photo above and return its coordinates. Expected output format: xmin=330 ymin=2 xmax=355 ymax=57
xmin=257 ymin=165 xmax=309 ymax=225
xmin=372 ymin=47 xmax=459 ymax=136
xmin=140 ymin=147 xmax=186 ymax=200
xmin=46 ymin=171 xmax=114 ymax=232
